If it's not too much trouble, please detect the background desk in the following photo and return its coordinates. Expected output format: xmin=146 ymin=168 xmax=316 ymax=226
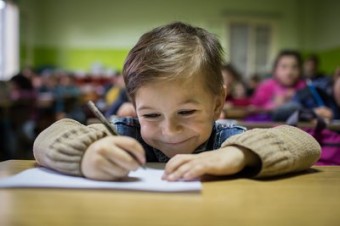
xmin=0 ymin=160 xmax=339 ymax=226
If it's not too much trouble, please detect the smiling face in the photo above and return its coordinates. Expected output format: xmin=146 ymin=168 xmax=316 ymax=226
xmin=135 ymin=74 xmax=224 ymax=158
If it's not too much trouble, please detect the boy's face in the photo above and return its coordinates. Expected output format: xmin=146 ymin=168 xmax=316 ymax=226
xmin=135 ymin=75 xmax=224 ymax=158
xmin=275 ymin=56 xmax=300 ymax=86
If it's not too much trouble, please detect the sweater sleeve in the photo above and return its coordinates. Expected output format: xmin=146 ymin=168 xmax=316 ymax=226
xmin=33 ymin=118 xmax=111 ymax=176
xmin=221 ymin=125 xmax=321 ymax=178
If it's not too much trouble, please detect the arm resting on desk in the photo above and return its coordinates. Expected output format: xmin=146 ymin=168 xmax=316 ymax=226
xmin=33 ymin=119 xmax=110 ymax=176
xmin=222 ymin=125 xmax=321 ymax=178
xmin=34 ymin=120 xmax=321 ymax=179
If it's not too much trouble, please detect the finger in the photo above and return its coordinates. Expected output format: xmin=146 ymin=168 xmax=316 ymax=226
xmin=164 ymin=154 xmax=194 ymax=175
xmin=109 ymin=137 xmax=146 ymax=165
xmin=164 ymin=161 xmax=194 ymax=181
xmin=181 ymin=162 xmax=208 ymax=180
xmin=100 ymin=158 xmax=129 ymax=179
xmin=182 ymin=151 xmax=244 ymax=179
xmin=103 ymin=145 xmax=140 ymax=171
xmin=84 ymin=156 xmax=128 ymax=181
xmin=165 ymin=156 xmax=210 ymax=181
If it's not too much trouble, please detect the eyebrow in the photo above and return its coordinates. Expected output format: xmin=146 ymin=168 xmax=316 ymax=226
xmin=137 ymin=99 xmax=200 ymax=111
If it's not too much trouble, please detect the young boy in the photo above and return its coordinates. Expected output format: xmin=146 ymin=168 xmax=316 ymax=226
xmin=33 ymin=22 xmax=320 ymax=181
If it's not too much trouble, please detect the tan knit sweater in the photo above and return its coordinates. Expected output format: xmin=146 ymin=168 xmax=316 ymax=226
xmin=33 ymin=118 xmax=321 ymax=178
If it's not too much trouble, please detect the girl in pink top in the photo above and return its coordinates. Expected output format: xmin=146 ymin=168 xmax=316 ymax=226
xmin=251 ymin=50 xmax=306 ymax=110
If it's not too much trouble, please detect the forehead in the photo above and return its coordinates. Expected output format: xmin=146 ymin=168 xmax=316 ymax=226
xmin=146 ymin=75 xmax=206 ymax=93
xmin=278 ymin=56 xmax=297 ymax=65
xmin=135 ymin=75 xmax=212 ymax=105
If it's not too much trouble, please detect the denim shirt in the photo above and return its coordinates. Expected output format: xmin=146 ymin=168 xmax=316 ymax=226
xmin=111 ymin=117 xmax=246 ymax=162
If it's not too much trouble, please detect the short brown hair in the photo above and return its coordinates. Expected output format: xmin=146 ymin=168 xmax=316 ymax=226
xmin=123 ymin=22 xmax=224 ymax=102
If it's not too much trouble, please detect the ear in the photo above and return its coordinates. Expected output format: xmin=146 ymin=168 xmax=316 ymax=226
xmin=213 ymin=85 xmax=227 ymax=120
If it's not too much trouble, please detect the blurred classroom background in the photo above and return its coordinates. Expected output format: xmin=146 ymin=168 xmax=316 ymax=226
xmin=0 ymin=0 xmax=339 ymax=160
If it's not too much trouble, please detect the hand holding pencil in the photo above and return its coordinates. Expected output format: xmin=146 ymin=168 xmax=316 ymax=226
xmin=80 ymin=101 xmax=146 ymax=181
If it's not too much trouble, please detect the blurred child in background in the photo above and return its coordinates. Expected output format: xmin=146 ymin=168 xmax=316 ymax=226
xmin=105 ymin=74 xmax=136 ymax=118
xmin=303 ymin=55 xmax=332 ymax=94
xmin=54 ymin=72 xmax=86 ymax=123
xmin=251 ymin=50 xmax=306 ymax=111
xmin=221 ymin=64 xmax=249 ymax=107
xmin=8 ymin=72 xmax=37 ymax=158
xmin=273 ymin=67 xmax=340 ymax=122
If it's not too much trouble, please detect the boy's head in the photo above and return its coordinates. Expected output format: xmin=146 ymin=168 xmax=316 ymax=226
xmin=123 ymin=22 xmax=224 ymax=102
xmin=122 ymin=22 xmax=226 ymax=157
xmin=273 ymin=50 xmax=303 ymax=87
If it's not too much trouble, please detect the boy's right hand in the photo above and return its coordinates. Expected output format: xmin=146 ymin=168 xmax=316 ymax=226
xmin=81 ymin=136 xmax=145 ymax=180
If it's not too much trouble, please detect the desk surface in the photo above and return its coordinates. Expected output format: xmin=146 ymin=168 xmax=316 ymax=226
xmin=0 ymin=160 xmax=339 ymax=226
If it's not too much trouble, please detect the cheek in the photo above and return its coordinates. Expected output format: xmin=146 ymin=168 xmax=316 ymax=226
xmin=275 ymin=68 xmax=286 ymax=79
xmin=139 ymin=122 xmax=158 ymax=141
xmin=188 ymin=115 xmax=214 ymax=133
xmin=194 ymin=122 xmax=214 ymax=142
xmin=276 ymin=67 xmax=299 ymax=84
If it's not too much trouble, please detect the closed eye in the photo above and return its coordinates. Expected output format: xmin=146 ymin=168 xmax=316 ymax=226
xmin=142 ymin=113 xmax=161 ymax=118
xmin=178 ymin=110 xmax=197 ymax=116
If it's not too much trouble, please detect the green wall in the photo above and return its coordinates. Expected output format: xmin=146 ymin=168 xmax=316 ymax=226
xmin=19 ymin=0 xmax=340 ymax=74
xmin=299 ymin=0 xmax=340 ymax=74
xmin=32 ymin=47 xmax=130 ymax=72
xmin=318 ymin=47 xmax=340 ymax=74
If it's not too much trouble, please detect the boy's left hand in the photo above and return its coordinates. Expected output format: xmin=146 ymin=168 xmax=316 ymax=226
xmin=162 ymin=146 xmax=259 ymax=181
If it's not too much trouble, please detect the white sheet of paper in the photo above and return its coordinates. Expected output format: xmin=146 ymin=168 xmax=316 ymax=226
xmin=0 ymin=167 xmax=201 ymax=192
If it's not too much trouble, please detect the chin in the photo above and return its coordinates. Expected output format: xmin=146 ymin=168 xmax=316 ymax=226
xmin=160 ymin=147 xmax=196 ymax=158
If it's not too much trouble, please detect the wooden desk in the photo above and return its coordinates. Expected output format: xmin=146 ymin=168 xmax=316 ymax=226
xmin=0 ymin=160 xmax=339 ymax=226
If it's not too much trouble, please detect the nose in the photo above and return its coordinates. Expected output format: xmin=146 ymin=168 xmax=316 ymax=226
xmin=161 ymin=117 xmax=182 ymax=136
